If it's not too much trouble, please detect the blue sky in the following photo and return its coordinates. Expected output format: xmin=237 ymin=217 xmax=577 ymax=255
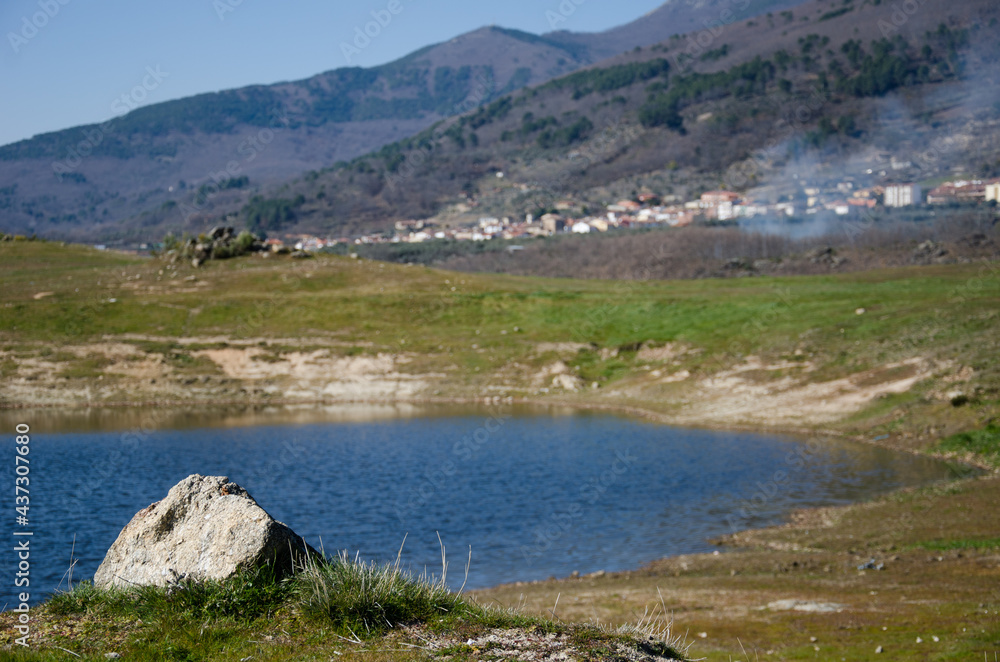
xmin=0 ymin=0 xmax=665 ymax=148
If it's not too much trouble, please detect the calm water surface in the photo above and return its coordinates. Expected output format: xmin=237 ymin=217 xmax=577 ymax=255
xmin=1 ymin=406 xmax=960 ymax=607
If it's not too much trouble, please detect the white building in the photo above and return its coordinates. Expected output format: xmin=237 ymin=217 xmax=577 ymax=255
xmin=884 ymin=184 xmax=922 ymax=207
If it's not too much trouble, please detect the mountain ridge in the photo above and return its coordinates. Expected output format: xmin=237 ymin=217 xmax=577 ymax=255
xmin=0 ymin=0 xmax=815 ymax=241
xmin=99 ymin=0 xmax=997 ymax=244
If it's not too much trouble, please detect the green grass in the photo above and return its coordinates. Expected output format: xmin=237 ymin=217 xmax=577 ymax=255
xmin=933 ymin=425 xmax=1000 ymax=467
xmin=48 ymin=565 xmax=291 ymax=622
xmin=293 ymin=550 xmax=465 ymax=636
xmin=2 ymin=242 xmax=1000 ymax=463
xmin=56 ymin=356 xmax=113 ymax=379
xmin=2 ymin=554 xmax=687 ymax=661
xmin=909 ymin=537 xmax=1000 ymax=552
xmin=3 ymin=243 xmax=998 ymax=357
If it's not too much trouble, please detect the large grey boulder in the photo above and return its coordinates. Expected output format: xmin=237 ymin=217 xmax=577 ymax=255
xmin=94 ymin=474 xmax=314 ymax=589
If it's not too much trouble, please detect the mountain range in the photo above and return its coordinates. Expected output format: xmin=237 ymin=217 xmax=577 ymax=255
xmin=4 ymin=0 xmax=999 ymax=243
xmin=0 ymin=0 xmax=811 ymax=242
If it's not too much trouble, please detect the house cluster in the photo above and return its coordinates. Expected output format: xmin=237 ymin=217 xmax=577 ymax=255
xmin=269 ymin=175 xmax=1000 ymax=251
xmin=884 ymin=178 xmax=1000 ymax=207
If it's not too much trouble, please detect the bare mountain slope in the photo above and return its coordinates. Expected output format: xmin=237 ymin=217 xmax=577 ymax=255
xmin=545 ymin=0 xmax=810 ymax=60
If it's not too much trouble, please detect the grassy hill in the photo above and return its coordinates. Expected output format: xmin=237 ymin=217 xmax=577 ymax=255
xmin=2 ymin=239 xmax=997 ymax=459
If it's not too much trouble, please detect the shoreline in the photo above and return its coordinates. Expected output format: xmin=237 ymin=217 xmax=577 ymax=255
xmin=5 ymin=392 xmax=993 ymax=471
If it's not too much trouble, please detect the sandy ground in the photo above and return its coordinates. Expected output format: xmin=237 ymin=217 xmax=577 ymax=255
xmin=0 ymin=339 xmax=972 ymax=433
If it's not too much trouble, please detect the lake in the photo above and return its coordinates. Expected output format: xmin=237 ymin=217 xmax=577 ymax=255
xmin=0 ymin=404 xmax=962 ymax=608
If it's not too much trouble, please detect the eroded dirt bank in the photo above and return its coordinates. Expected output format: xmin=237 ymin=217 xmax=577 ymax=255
xmin=0 ymin=335 xmax=978 ymax=445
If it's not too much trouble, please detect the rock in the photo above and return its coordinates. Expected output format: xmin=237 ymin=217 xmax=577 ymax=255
xmin=912 ymin=240 xmax=949 ymax=264
xmin=857 ymin=558 xmax=884 ymax=571
xmin=552 ymin=373 xmax=581 ymax=391
xmin=766 ymin=599 xmax=846 ymax=613
xmin=94 ymin=474 xmax=315 ymax=589
xmin=723 ymin=257 xmax=752 ymax=271
xmin=807 ymin=246 xmax=834 ymax=263
xmin=209 ymin=226 xmax=234 ymax=240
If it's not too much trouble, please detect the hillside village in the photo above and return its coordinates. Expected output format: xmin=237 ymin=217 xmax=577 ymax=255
xmin=270 ymin=174 xmax=1000 ymax=252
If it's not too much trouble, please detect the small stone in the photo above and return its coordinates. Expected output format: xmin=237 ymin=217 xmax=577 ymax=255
xmin=697 ymin=632 xmax=708 ymax=639
xmin=875 ymin=645 xmax=883 ymax=654
xmin=932 ymin=636 xmax=940 ymax=642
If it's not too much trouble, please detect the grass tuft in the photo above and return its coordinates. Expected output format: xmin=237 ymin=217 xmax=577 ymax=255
xmin=292 ymin=549 xmax=464 ymax=637
xmin=47 ymin=564 xmax=291 ymax=622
